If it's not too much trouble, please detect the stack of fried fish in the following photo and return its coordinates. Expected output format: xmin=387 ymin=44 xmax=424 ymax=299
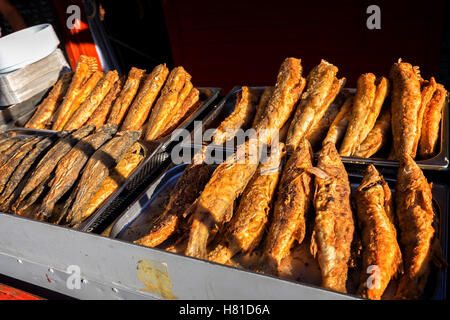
xmin=25 ymin=55 xmax=201 ymax=142
xmin=132 ymin=57 xmax=447 ymax=300
xmin=0 ymin=124 xmax=146 ymax=228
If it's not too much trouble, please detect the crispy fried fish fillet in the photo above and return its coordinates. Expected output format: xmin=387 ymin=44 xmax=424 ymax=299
xmin=158 ymin=87 xmax=201 ymax=138
xmin=11 ymin=126 xmax=95 ymax=213
xmin=208 ymin=143 xmax=285 ymax=265
xmin=0 ymin=135 xmax=56 ymax=211
xmin=144 ymin=67 xmax=191 ymax=141
xmin=255 ymin=57 xmax=306 ymax=146
xmin=63 ymin=70 xmax=119 ymax=130
xmin=121 ymin=64 xmax=170 ymax=131
xmin=418 ymin=82 xmax=447 ymax=159
xmin=53 ymin=70 xmax=103 ymax=130
xmin=72 ymin=141 xmax=145 ymax=224
xmin=185 ymin=140 xmax=260 ymax=259
xmin=389 ymin=60 xmax=422 ymax=160
xmin=395 ymin=154 xmax=438 ymax=300
xmin=66 ymin=130 xmax=141 ymax=227
xmin=355 ymin=165 xmax=402 ymax=300
xmin=261 ymin=140 xmax=313 ymax=274
xmin=86 ymin=77 xmax=124 ymax=129
xmin=310 ymin=142 xmax=354 ymax=293
xmin=0 ymin=137 xmax=42 ymax=195
xmin=25 ymin=72 xmax=74 ymax=129
xmin=322 ymin=95 xmax=353 ymax=147
xmin=37 ymin=124 xmax=117 ymax=220
xmin=340 ymin=74 xmax=389 ymax=156
xmin=0 ymin=136 xmax=22 ymax=155
xmin=354 ymin=107 xmax=391 ymax=158
xmin=305 ymin=92 xmax=345 ymax=150
xmin=51 ymin=56 xmax=98 ymax=130
xmin=212 ymin=86 xmax=259 ymax=145
xmin=135 ymin=146 xmax=214 ymax=248
xmin=108 ymin=67 xmax=146 ymax=126
xmin=185 ymin=58 xmax=305 ymax=259
xmin=286 ymin=59 xmax=345 ymax=152
xmin=252 ymin=87 xmax=275 ymax=128
xmin=412 ymin=78 xmax=438 ymax=156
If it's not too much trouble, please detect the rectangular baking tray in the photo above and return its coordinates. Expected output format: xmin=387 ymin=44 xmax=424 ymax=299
xmin=108 ymin=162 xmax=448 ymax=300
xmin=1 ymin=87 xmax=221 ymax=233
xmin=195 ymin=86 xmax=449 ymax=172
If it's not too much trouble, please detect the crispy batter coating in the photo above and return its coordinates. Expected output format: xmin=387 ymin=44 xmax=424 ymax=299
xmin=389 ymin=60 xmax=422 ymax=160
xmin=305 ymin=92 xmax=345 ymax=150
xmin=252 ymin=87 xmax=275 ymax=128
xmin=145 ymin=67 xmax=191 ymax=141
xmin=395 ymin=154 xmax=436 ymax=300
xmin=310 ymin=142 xmax=354 ymax=293
xmin=53 ymin=70 xmax=103 ymax=130
xmin=255 ymin=57 xmax=306 ymax=146
xmin=75 ymin=142 xmax=145 ymax=223
xmin=212 ymin=86 xmax=259 ymax=145
xmin=323 ymin=95 xmax=353 ymax=147
xmin=355 ymin=165 xmax=402 ymax=300
xmin=107 ymin=67 xmax=146 ymax=126
xmin=418 ymin=82 xmax=447 ymax=159
xmin=66 ymin=130 xmax=141 ymax=227
xmin=52 ymin=56 xmax=98 ymax=130
xmin=25 ymin=72 xmax=73 ymax=129
xmin=261 ymin=140 xmax=313 ymax=274
xmin=209 ymin=143 xmax=285 ymax=265
xmin=340 ymin=74 xmax=389 ymax=156
xmin=37 ymin=124 xmax=117 ymax=220
xmin=354 ymin=107 xmax=391 ymax=158
xmin=86 ymin=77 xmax=124 ymax=129
xmin=158 ymin=87 xmax=201 ymax=138
xmin=121 ymin=64 xmax=169 ymax=131
xmin=63 ymin=70 xmax=119 ymax=130
xmin=135 ymin=146 xmax=214 ymax=248
xmin=0 ymin=137 xmax=42 ymax=195
xmin=185 ymin=140 xmax=260 ymax=259
xmin=286 ymin=59 xmax=344 ymax=152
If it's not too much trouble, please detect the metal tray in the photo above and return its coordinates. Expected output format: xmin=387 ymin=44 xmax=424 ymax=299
xmin=108 ymin=162 xmax=448 ymax=300
xmin=197 ymin=86 xmax=449 ymax=172
xmin=1 ymin=87 xmax=221 ymax=233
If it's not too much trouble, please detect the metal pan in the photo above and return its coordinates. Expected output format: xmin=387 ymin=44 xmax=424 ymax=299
xmin=193 ymin=86 xmax=449 ymax=172
xmin=0 ymin=87 xmax=220 ymax=233
xmin=108 ymin=162 xmax=448 ymax=300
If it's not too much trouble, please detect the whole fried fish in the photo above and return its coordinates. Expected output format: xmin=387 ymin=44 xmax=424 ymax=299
xmin=355 ymin=165 xmax=402 ymax=300
xmin=286 ymin=59 xmax=345 ymax=152
xmin=65 ymin=130 xmax=141 ymax=227
xmin=37 ymin=124 xmax=117 ymax=220
xmin=0 ymin=137 xmax=42 ymax=195
xmin=252 ymin=87 xmax=275 ymax=129
xmin=395 ymin=154 xmax=443 ymax=300
xmin=310 ymin=142 xmax=355 ymax=293
xmin=389 ymin=60 xmax=422 ymax=160
xmin=135 ymin=146 xmax=214 ymax=248
xmin=322 ymin=95 xmax=353 ymax=147
xmin=260 ymin=139 xmax=313 ymax=274
xmin=208 ymin=142 xmax=285 ymax=265
xmin=0 ymin=135 xmax=56 ymax=211
xmin=12 ymin=126 xmax=95 ymax=212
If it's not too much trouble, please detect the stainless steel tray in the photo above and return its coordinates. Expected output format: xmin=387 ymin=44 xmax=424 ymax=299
xmin=1 ymin=87 xmax=221 ymax=233
xmin=0 ymin=90 xmax=49 ymax=128
xmin=108 ymin=162 xmax=448 ymax=300
xmin=199 ymin=86 xmax=449 ymax=171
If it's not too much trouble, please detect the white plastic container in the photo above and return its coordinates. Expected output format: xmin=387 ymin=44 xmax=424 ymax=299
xmin=0 ymin=24 xmax=60 ymax=74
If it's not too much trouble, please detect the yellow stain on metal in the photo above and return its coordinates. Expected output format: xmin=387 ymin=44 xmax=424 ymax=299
xmin=136 ymin=258 xmax=178 ymax=300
